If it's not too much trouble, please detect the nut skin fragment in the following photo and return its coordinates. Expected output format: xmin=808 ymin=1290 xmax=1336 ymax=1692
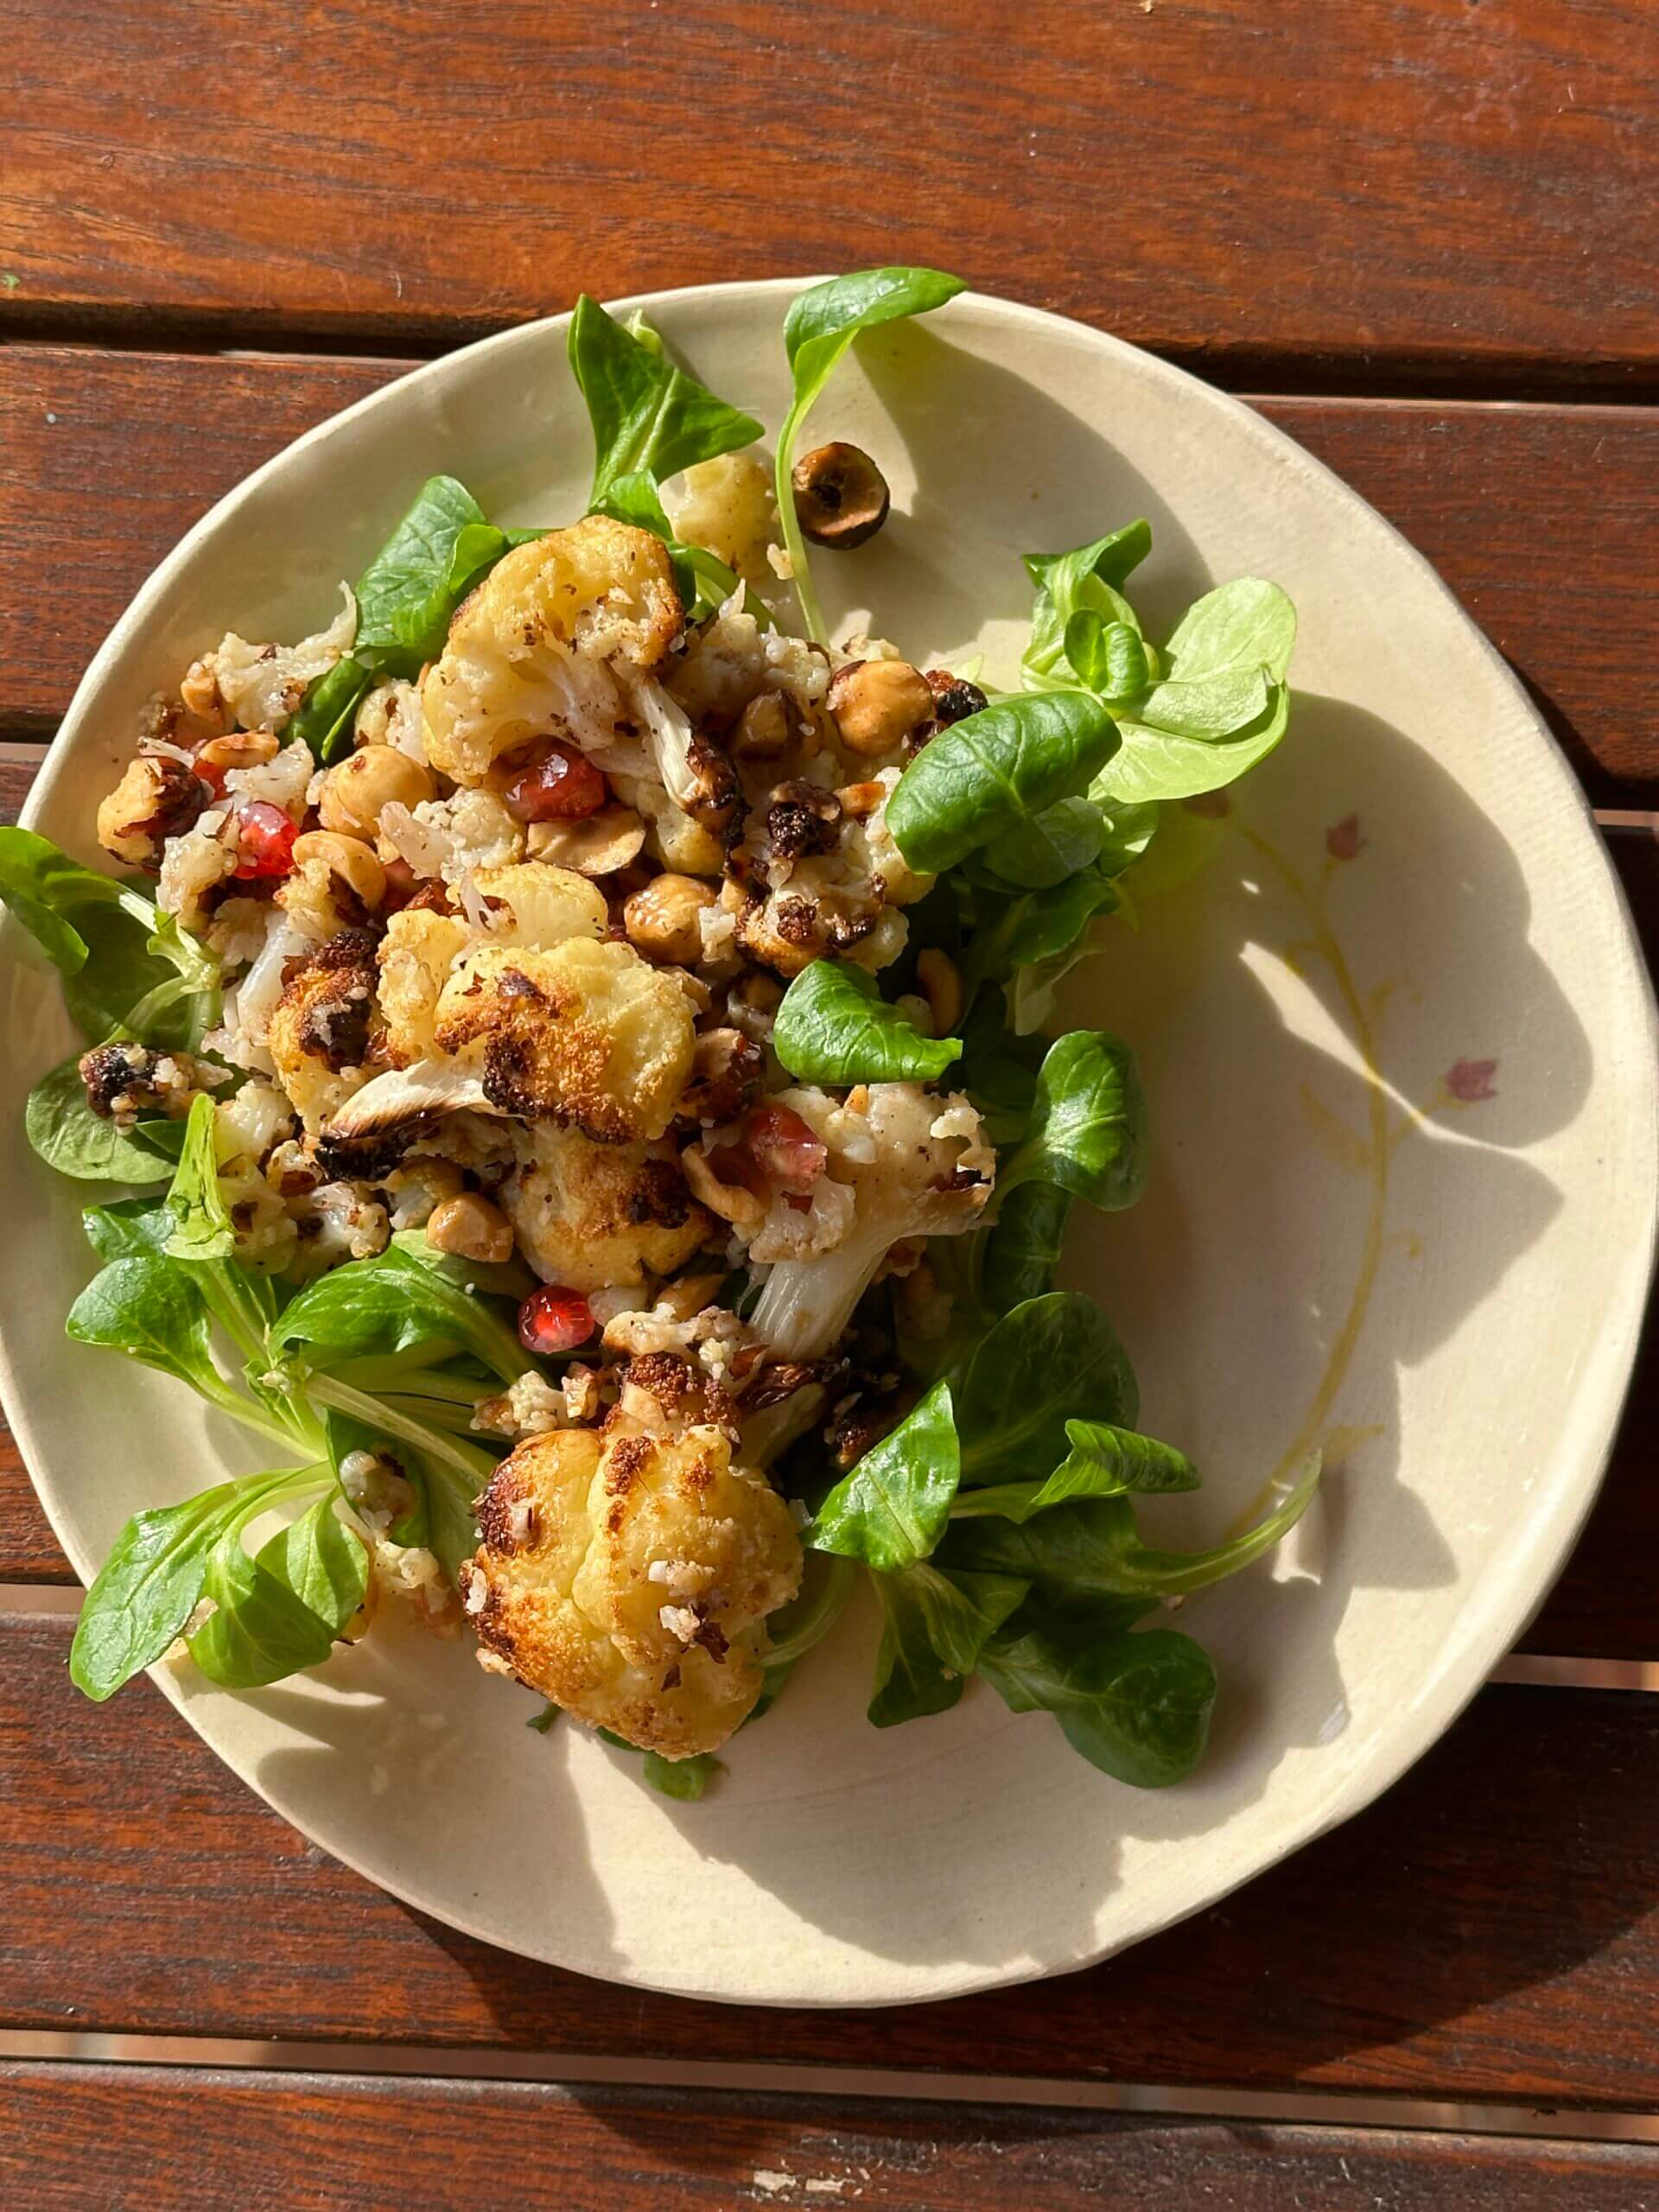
xmin=791 ymin=442 xmax=892 ymax=550
xmin=826 ymin=659 xmax=936 ymax=759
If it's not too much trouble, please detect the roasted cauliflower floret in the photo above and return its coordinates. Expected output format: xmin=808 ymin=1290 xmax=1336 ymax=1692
xmin=421 ymin=517 xmax=683 ymax=785
xmin=265 ymin=930 xmax=380 ymax=1133
xmin=734 ymin=858 xmax=910 ymax=980
xmin=747 ymin=1082 xmax=993 ymax=1360
xmin=433 ymin=939 xmax=695 ymax=1141
xmin=500 ymin=1123 xmax=712 ymax=1293
xmin=459 ymin=1415 xmax=803 ymax=1758
xmin=377 ymin=908 xmax=474 ymax=1066
xmin=472 ymin=860 xmax=608 ymax=950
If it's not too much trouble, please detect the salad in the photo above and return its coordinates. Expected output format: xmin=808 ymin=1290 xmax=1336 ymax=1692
xmin=2 ymin=268 xmax=1315 ymax=1802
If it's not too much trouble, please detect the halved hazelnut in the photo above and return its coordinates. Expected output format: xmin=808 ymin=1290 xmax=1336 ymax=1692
xmin=791 ymin=442 xmax=891 ymax=550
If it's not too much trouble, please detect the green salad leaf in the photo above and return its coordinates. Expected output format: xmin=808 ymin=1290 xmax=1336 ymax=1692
xmin=188 ymin=1492 xmax=362 ymax=1689
xmin=810 ymin=1378 xmax=959 ymax=1572
xmin=570 ymin=294 xmax=762 ymax=507
xmin=952 ymin=1420 xmax=1200 ymax=1522
xmin=955 ymin=1293 xmax=1140 ymax=1483
xmin=774 ymin=266 xmax=964 ymax=643
xmin=25 ymin=1058 xmax=179 ymax=1185
xmin=271 ymin=1244 xmax=524 ymax=1386
xmin=948 ymin=1454 xmax=1320 ymax=1598
xmin=999 ymin=1031 xmax=1148 ymax=1212
xmin=289 ymin=653 xmax=372 ymax=765
xmin=980 ymin=1603 xmax=1218 ymax=1788
xmin=351 ymin=476 xmax=518 ymax=679
xmin=887 ymin=692 xmax=1120 ymax=877
xmin=868 ymin=1561 xmax=1029 ymax=1727
xmin=773 ymin=959 xmax=963 ymax=1085
xmin=68 ymin=1465 xmax=305 ymax=1700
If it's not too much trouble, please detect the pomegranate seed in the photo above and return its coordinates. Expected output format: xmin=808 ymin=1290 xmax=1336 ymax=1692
xmin=518 ymin=1285 xmax=595 ymax=1357
xmin=230 ymin=800 xmax=298 ymax=880
xmin=504 ymin=743 xmax=607 ymax=823
xmin=379 ymin=855 xmax=420 ymax=912
xmin=744 ymin=1102 xmax=827 ymax=1196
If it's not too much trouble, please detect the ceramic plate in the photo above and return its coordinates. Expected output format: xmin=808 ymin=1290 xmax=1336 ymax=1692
xmin=3 ymin=282 xmax=1654 ymax=2006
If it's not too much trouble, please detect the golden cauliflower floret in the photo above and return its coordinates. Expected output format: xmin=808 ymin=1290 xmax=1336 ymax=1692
xmin=97 ymin=754 xmax=211 ymax=869
xmin=264 ymin=931 xmax=381 ymax=1132
xmin=433 ymin=939 xmax=695 ymax=1141
xmin=377 ymin=909 xmax=474 ymax=1067
xmin=500 ymin=1123 xmax=711 ymax=1292
xmin=473 ymin=860 xmax=608 ymax=950
xmin=421 ymin=517 xmax=683 ymax=785
xmin=460 ymin=1418 xmax=803 ymax=1758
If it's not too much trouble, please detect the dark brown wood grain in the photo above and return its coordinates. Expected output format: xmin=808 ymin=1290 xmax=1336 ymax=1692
xmin=3 ymin=1 xmax=1657 ymax=391
xmin=1 ymin=1618 xmax=1655 ymax=2107
xmin=3 ymin=2065 xmax=1656 ymax=2212
xmin=5 ymin=349 xmax=1658 ymax=791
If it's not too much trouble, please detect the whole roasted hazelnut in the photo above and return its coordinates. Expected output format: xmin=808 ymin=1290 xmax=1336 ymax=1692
xmin=791 ymin=442 xmax=891 ymax=550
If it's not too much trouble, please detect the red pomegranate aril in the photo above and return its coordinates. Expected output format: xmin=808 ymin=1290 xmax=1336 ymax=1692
xmin=504 ymin=743 xmax=607 ymax=823
xmin=518 ymin=1285 xmax=595 ymax=1357
xmin=230 ymin=800 xmax=298 ymax=880
xmin=744 ymin=1102 xmax=827 ymax=1195
xmin=379 ymin=855 xmax=420 ymax=912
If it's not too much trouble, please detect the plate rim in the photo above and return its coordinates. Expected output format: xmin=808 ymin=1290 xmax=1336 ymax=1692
xmin=5 ymin=276 xmax=1656 ymax=2006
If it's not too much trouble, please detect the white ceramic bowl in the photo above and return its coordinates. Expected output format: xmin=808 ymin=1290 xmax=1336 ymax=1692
xmin=3 ymin=282 xmax=1654 ymax=2006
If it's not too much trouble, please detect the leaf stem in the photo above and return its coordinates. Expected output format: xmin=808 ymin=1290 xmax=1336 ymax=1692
xmin=773 ymin=404 xmax=828 ymax=647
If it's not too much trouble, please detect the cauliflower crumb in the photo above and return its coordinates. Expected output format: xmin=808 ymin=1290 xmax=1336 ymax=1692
xmin=378 ymin=787 xmax=524 ymax=883
xmin=473 ymin=1370 xmax=572 ymax=1441
xmin=354 ymin=677 xmax=427 ymax=760
xmin=210 ymin=587 xmax=356 ymax=732
xmin=659 ymin=1604 xmax=701 ymax=1645
xmin=156 ymin=811 xmax=235 ymax=926
xmin=287 ymin=1182 xmax=391 ymax=1279
xmin=224 ymin=738 xmax=315 ymax=822
xmin=930 ymin=1095 xmax=997 ymax=1179
xmin=766 ymin=544 xmax=794 ymax=582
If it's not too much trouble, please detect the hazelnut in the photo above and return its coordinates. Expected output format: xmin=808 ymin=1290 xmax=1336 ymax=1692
xmin=836 ymin=779 xmax=887 ymax=819
xmin=677 ymin=1026 xmax=764 ymax=1125
xmin=318 ymin=744 xmax=435 ymax=839
xmin=526 ymin=805 xmax=647 ymax=877
xmin=827 ymin=659 xmax=935 ymax=759
xmin=791 ymin=442 xmax=891 ymax=550
xmin=195 ymin=729 xmax=280 ymax=778
xmin=425 ymin=1192 xmax=515 ymax=1265
xmin=623 ymin=874 xmax=720 ymax=965
xmin=916 ymin=948 xmax=963 ymax=1037
xmin=291 ymin=830 xmax=387 ymax=910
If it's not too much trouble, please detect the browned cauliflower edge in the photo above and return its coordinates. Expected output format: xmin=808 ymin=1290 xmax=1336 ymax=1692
xmin=458 ymin=1412 xmax=802 ymax=1758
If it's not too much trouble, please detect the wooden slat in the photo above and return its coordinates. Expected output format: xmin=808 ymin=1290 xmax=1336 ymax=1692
xmin=1 ymin=1624 xmax=1655 ymax=2107
xmin=3 ymin=1 xmax=1656 ymax=391
xmin=3 ymin=2065 xmax=1656 ymax=2212
xmin=4 ymin=350 xmax=1658 ymax=792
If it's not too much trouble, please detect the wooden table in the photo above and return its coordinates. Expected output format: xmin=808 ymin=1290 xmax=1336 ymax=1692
xmin=3 ymin=4 xmax=1658 ymax=2203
